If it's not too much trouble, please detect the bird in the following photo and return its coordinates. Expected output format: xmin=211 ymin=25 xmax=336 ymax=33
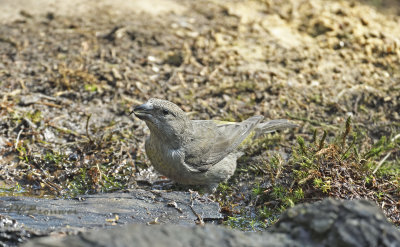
xmin=132 ymin=98 xmax=297 ymax=191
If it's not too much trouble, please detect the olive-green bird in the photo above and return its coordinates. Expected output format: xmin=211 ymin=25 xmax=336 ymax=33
xmin=132 ymin=98 xmax=297 ymax=191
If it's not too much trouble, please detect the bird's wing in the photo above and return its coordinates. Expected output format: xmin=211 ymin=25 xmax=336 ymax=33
xmin=184 ymin=116 xmax=264 ymax=171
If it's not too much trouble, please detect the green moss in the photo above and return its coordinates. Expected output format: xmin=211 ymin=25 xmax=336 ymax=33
xmin=224 ymin=215 xmax=267 ymax=231
xmin=84 ymin=84 xmax=98 ymax=92
xmin=221 ymin=116 xmax=400 ymax=229
xmin=0 ymin=183 xmax=26 ymax=197
xmin=67 ymin=162 xmax=129 ymax=197
xmin=26 ymin=110 xmax=42 ymax=124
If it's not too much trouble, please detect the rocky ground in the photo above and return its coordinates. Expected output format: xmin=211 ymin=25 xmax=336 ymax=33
xmin=20 ymin=199 xmax=400 ymax=247
xmin=0 ymin=0 xmax=399 ymax=235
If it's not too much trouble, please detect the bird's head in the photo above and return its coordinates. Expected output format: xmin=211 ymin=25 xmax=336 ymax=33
xmin=132 ymin=98 xmax=191 ymax=144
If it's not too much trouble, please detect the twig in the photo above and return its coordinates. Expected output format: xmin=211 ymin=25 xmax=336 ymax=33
xmin=189 ymin=190 xmax=204 ymax=226
xmin=208 ymin=62 xmax=225 ymax=81
xmin=391 ymin=134 xmax=400 ymax=142
xmin=47 ymin=123 xmax=85 ymax=138
xmin=373 ymin=133 xmax=399 ymax=174
xmin=318 ymin=130 xmax=327 ymax=150
xmin=274 ymin=154 xmax=283 ymax=181
xmin=23 ymin=117 xmax=37 ymax=129
xmin=86 ymin=114 xmax=93 ymax=142
xmin=15 ymin=128 xmax=23 ymax=149
xmin=38 ymin=101 xmax=62 ymax=108
xmin=373 ymin=152 xmax=392 ymax=174
xmin=97 ymin=163 xmax=103 ymax=185
xmin=340 ymin=135 xmax=356 ymax=161
xmin=285 ymin=112 xmax=339 ymax=129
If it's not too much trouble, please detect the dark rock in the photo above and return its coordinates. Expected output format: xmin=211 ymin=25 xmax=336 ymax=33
xmin=0 ymin=214 xmax=44 ymax=247
xmin=23 ymin=224 xmax=297 ymax=247
xmin=19 ymin=198 xmax=400 ymax=247
xmin=270 ymin=198 xmax=400 ymax=247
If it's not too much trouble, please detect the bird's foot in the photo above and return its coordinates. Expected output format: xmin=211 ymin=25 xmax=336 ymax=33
xmin=151 ymin=179 xmax=176 ymax=190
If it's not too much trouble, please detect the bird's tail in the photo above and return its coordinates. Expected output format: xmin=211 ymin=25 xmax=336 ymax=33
xmin=254 ymin=119 xmax=298 ymax=137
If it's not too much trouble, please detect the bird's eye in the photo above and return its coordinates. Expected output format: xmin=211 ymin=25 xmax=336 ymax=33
xmin=162 ymin=109 xmax=169 ymax=115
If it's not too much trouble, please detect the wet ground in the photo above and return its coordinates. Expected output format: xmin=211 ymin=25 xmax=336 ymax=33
xmin=1 ymin=189 xmax=221 ymax=231
xmin=0 ymin=0 xmax=399 ymax=233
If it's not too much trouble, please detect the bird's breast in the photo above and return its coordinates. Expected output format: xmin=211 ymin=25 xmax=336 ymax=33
xmin=145 ymin=136 xmax=187 ymax=179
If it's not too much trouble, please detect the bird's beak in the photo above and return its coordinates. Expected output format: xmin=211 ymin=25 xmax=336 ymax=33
xmin=130 ymin=102 xmax=153 ymax=119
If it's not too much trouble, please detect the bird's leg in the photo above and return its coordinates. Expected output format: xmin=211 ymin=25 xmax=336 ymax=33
xmin=205 ymin=183 xmax=219 ymax=193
